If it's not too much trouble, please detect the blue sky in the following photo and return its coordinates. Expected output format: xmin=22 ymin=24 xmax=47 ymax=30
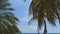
xmin=9 ymin=0 xmax=60 ymax=33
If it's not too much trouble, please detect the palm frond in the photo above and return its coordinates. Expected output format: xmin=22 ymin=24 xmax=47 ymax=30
xmin=28 ymin=16 xmax=38 ymax=25
xmin=0 ymin=0 xmax=21 ymax=34
xmin=29 ymin=0 xmax=59 ymax=33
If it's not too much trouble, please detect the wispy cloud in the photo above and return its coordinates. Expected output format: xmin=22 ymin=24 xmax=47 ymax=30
xmin=20 ymin=16 xmax=32 ymax=22
xmin=18 ymin=26 xmax=38 ymax=33
xmin=20 ymin=17 xmax=29 ymax=22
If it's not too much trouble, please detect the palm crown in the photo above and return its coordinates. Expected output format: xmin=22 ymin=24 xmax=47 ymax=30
xmin=29 ymin=0 xmax=60 ymax=33
xmin=0 ymin=0 xmax=20 ymax=34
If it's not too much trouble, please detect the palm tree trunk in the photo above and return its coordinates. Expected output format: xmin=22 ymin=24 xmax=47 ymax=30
xmin=43 ymin=20 xmax=47 ymax=34
xmin=37 ymin=28 xmax=40 ymax=34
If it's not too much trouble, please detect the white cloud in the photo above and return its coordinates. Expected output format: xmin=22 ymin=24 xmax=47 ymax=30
xmin=20 ymin=16 xmax=32 ymax=22
xmin=18 ymin=26 xmax=38 ymax=33
xmin=28 ymin=26 xmax=37 ymax=31
xmin=20 ymin=17 xmax=29 ymax=22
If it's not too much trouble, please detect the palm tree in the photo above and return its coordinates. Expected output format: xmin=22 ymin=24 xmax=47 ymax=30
xmin=29 ymin=0 xmax=60 ymax=34
xmin=0 ymin=0 xmax=21 ymax=34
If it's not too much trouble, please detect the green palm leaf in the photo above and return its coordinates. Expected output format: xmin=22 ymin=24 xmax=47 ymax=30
xmin=0 ymin=0 xmax=21 ymax=34
xmin=29 ymin=0 xmax=60 ymax=33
